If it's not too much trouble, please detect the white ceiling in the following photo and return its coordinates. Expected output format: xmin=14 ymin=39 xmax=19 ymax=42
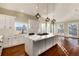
xmin=0 ymin=3 xmax=79 ymax=22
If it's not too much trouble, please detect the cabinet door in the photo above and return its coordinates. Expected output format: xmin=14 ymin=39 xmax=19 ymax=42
xmin=38 ymin=40 xmax=46 ymax=54
xmin=4 ymin=37 xmax=13 ymax=48
xmin=12 ymin=36 xmax=18 ymax=46
xmin=45 ymin=38 xmax=51 ymax=50
xmin=8 ymin=37 xmax=13 ymax=47
xmin=0 ymin=14 xmax=5 ymax=29
xmin=33 ymin=41 xmax=40 ymax=55
xmin=18 ymin=35 xmax=24 ymax=44
xmin=3 ymin=38 xmax=9 ymax=48
xmin=5 ymin=15 xmax=10 ymax=29
xmin=0 ymin=14 xmax=15 ymax=30
xmin=9 ymin=16 xmax=15 ymax=30
xmin=5 ymin=15 xmax=15 ymax=30
xmin=50 ymin=38 xmax=54 ymax=48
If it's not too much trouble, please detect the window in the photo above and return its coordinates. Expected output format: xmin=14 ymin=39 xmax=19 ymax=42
xmin=57 ymin=24 xmax=64 ymax=35
xmin=47 ymin=23 xmax=50 ymax=33
xmin=38 ymin=23 xmax=46 ymax=33
xmin=68 ymin=23 xmax=78 ymax=37
xmin=38 ymin=22 xmax=50 ymax=33
xmin=15 ymin=22 xmax=27 ymax=31
xmin=42 ymin=23 xmax=46 ymax=33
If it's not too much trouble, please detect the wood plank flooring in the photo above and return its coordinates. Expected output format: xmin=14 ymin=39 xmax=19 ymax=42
xmin=1 ymin=44 xmax=66 ymax=56
xmin=60 ymin=37 xmax=79 ymax=56
xmin=39 ymin=44 xmax=66 ymax=56
xmin=2 ymin=44 xmax=28 ymax=56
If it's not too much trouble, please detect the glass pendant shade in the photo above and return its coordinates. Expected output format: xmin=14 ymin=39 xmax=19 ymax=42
xmin=45 ymin=17 xmax=50 ymax=22
xmin=51 ymin=19 xmax=56 ymax=24
xmin=35 ymin=13 xmax=41 ymax=19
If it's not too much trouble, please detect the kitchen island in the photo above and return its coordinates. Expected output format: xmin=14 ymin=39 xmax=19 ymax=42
xmin=25 ymin=34 xmax=58 ymax=56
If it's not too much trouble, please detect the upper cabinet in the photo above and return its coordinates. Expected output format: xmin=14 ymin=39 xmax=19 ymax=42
xmin=5 ymin=15 xmax=15 ymax=30
xmin=0 ymin=14 xmax=16 ymax=30
xmin=0 ymin=14 xmax=5 ymax=29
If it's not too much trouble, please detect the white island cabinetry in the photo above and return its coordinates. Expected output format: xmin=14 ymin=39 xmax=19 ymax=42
xmin=25 ymin=34 xmax=58 ymax=56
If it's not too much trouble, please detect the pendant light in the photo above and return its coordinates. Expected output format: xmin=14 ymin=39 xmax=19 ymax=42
xmin=51 ymin=4 xmax=56 ymax=24
xmin=51 ymin=16 xmax=56 ymax=34
xmin=35 ymin=3 xmax=41 ymax=19
xmin=45 ymin=4 xmax=50 ymax=22
xmin=51 ymin=18 xmax=56 ymax=24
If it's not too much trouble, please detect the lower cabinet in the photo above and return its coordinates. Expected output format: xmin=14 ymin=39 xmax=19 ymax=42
xmin=3 ymin=35 xmax=25 ymax=48
xmin=32 ymin=37 xmax=57 ymax=56
xmin=33 ymin=39 xmax=46 ymax=56
xmin=39 ymin=40 xmax=46 ymax=54
xmin=0 ymin=42 xmax=3 ymax=56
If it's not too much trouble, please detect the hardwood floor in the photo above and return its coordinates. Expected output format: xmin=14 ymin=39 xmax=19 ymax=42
xmin=2 ymin=44 xmax=28 ymax=56
xmin=1 ymin=37 xmax=79 ymax=56
xmin=1 ymin=44 xmax=66 ymax=56
xmin=39 ymin=44 xmax=66 ymax=56
xmin=60 ymin=37 xmax=79 ymax=56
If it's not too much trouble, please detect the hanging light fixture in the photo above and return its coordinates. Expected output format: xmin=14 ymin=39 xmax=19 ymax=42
xmin=51 ymin=4 xmax=56 ymax=24
xmin=35 ymin=3 xmax=41 ymax=19
xmin=51 ymin=18 xmax=56 ymax=24
xmin=45 ymin=17 xmax=50 ymax=22
xmin=35 ymin=13 xmax=41 ymax=19
xmin=45 ymin=4 xmax=50 ymax=22
xmin=51 ymin=16 xmax=56 ymax=34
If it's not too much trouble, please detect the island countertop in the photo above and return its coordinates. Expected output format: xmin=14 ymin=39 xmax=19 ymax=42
xmin=28 ymin=34 xmax=55 ymax=41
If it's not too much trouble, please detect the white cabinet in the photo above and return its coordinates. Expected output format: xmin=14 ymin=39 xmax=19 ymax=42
xmin=0 ymin=14 xmax=16 ymax=48
xmin=0 ymin=14 xmax=5 ymax=29
xmin=5 ymin=15 xmax=15 ymax=30
xmin=33 ymin=39 xmax=46 ymax=55
xmin=33 ymin=41 xmax=40 ymax=55
xmin=3 ymin=34 xmax=25 ymax=48
xmin=25 ymin=35 xmax=57 ymax=56
xmin=3 ymin=38 xmax=9 ymax=48
xmin=32 ymin=36 xmax=57 ymax=55
xmin=38 ymin=39 xmax=46 ymax=54
xmin=46 ymin=38 xmax=51 ymax=50
xmin=3 ymin=37 xmax=13 ymax=48
xmin=0 ymin=14 xmax=15 ymax=30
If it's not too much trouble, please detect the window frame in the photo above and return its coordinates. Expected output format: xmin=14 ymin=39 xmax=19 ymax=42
xmin=68 ymin=22 xmax=78 ymax=37
xmin=15 ymin=22 xmax=27 ymax=31
xmin=57 ymin=23 xmax=64 ymax=35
